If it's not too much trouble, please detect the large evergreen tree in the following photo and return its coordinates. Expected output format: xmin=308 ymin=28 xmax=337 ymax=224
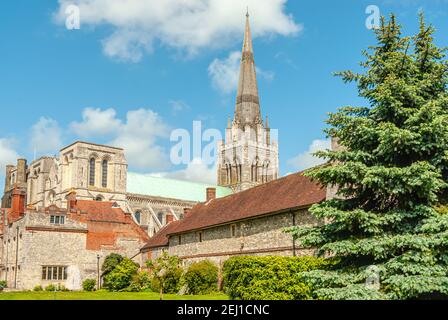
xmin=289 ymin=14 xmax=448 ymax=300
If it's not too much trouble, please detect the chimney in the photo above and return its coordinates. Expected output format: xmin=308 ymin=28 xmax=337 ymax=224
xmin=66 ymin=190 xmax=77 ymax=212
xmin=206 ymin=188 xmax=216 ymax=202
xmin=9 ymin=188 xmax=26 ymax=223
xmin=166 ymin=214 xmax=174 ymax=224
xmin=183 ymin=208 xmax=191 ymax=218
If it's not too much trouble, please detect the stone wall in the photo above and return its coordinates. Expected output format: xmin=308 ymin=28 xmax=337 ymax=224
xmin=167 ymin=209 xmax=319 ymax=265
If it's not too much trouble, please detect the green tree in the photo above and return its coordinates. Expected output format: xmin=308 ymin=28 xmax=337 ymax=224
xmin=184 ymin=260 xmax=218 ymax=295
xmin=102 ymin=253 xmax=124 ymax=276
xmin=146 ymin=251 xmax=182 ymax=300
xmin=103 ymin=258 xmax=139 ymax=291
xmin=288 ymin=14 xmax=448 ymax=300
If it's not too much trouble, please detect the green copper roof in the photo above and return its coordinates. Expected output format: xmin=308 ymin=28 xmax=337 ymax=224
xmin=127 ymin=172 xmax=233 ymax=202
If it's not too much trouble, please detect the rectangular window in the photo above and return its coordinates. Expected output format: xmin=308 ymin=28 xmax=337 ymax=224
xmin=50 ymin=215 xmax=65 ymax=225
xmin=231 ymin=224 xmax=237 ymax=238
xmin=178 ymin=235 xmax=182 ymax=245
xmin=42 ymin=266 xmax=68 ymax=281
xmin=198 ymin=231 xmax=203 ymax=243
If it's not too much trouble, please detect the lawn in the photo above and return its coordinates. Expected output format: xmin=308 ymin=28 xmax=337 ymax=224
xmin=0 ymin=290 xmax=229 ymax=300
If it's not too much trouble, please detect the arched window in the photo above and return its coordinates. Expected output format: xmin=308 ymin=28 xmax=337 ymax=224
xmin=102 ymin=159 xmax=108 ymax=188
xmin=89 ymin=158 xmax=96 ymax=186
xmin=157 ymin=212 xmax=164 ymax=224
xmin=95 ymin=195 xmax=104 ymax=202
xmin=134 ymin=211 xmax=141 ymax=224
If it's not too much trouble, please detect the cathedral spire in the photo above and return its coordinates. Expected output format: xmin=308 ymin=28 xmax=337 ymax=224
xmin=234 ymin=12 xmax=262 ymax=127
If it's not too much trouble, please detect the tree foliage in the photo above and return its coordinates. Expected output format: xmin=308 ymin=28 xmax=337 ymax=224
xmin=288 ymin=14 xmax=448 ymax=300
xmin=146 ymin=251 xmax=183 ymax=299
xmin=103 ymin=258 xmax=139 ymax=292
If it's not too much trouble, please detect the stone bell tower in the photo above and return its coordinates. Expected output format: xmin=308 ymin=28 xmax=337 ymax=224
xmin=217 ymin=12 xmax=279 ymax=192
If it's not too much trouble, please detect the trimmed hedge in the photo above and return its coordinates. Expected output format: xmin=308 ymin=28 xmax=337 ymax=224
xmin=184 ymin=260 xmax=218 ymax=295
xmin=82 ymin=279 xmax=97 ymax=292
xmin=223 ymin=256 xmax=331 ymax=300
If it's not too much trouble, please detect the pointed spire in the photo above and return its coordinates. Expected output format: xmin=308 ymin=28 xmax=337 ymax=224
xmin=234 ymin=12 xmax=261 ymax=128
xmin=265 ymin=115 xmax=269 ymax=128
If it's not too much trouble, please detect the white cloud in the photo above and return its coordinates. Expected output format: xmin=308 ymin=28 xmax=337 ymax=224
xmin=70 ymin=108 xmax=122 ymax=137
xmin=169 ymin=100 xmax=190 ymax=115
xmin=0 ymin=138 xmax=19 ymax=174
xmin=288 ymin=139 xmax=331 ymax=171
xmin=30 ymin=117 xmax=63 ymax=154
xmin=111 ymin=109 xmax=171 ymax=170
xmin=151 ymin=158 xmax=216 ymax=184
xmin=208 ymin=51 xmax=275 ymax=94
xmin=54 ymin=0 xmax=301 ymax=62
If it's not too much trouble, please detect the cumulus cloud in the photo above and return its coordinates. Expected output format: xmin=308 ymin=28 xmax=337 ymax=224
xmin=111 ymin=109 xmax=171 ymax=170
xmin=0 ymin=138 xmax=19 ymax=174
xmin=208 ymin=51 xmax=275 ymax=94
xmin=30 ymin=117 xmax=63 ymax=154
xmin=70 ymin=108 xmax=122 ymax=137
xmin=288 ymin=139 xmax=331 ymax=171
xmin=151 ymin=158 xmax=217 ymax=184
xmin=53 ymin=0 xmax=301 ymax=62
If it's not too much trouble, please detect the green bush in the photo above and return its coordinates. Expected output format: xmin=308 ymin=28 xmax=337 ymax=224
xmin=102 ymin=253 xmax=124 ymax=275
xmin=45 ymin=284 xmax=57 ymax=292
xmin=223 ymin=256 xmax=332 ymax=300
xmin=33 ymin=285 xmax=43 ymax=292
xmin=0 ymin=280 xmax=7 ymax=291
xmin=184 ymin=260 xmax=218 ymax=295
xmin=82 ymin=279 xmax=97 ymax=292
xmin=127 ymin=271 xmax=152 ymax=292
xmin=150 ymin=267 xmax=183 ymax=294
xmin=103 ymin=258 xmax=139 ymax=292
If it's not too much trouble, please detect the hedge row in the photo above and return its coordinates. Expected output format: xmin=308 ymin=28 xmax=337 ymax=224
xmin=223 ymin=256 xmax=330 ymax=300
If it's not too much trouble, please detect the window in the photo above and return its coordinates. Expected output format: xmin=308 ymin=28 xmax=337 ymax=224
xmin=178 ymin=235 xmax=182 ymax=245
xmin=102 ymin=160 xmax=108 ymax=188
xmin=89 ymin=158 xmax=96 ymax=186
xmin=42 ymin=266 xmax=68 ymax=281
xmin=157 ymin=212 xmax=164 ymax=224
xmin=231 ymin=224 xmax=237 ymax=238
xmin=198 ymin=231 xmax=203 ymax=243
xmin=50 ymin=215 xmax=65 ymax=225
xmin=134 ymin=211 xmax=141 ymax=224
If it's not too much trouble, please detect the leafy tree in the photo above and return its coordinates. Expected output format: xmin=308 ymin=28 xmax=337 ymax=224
xmin=146 ymin=251 xmax=182 ymax=300
xmin=102 ymin=253 xmax=124 ymax=276
xmin=288 ymin=14 xmax=448 ymax=300
xmin=103 ymin=258 xmax=139 ymax=291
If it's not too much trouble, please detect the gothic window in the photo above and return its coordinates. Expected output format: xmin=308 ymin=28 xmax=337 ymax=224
xmin=134 ymin=211 xmax=141 ymax=224
xmin=157 ymin=212 xmax=164 ymax=224
xmin=102 ymin=159 xmax=108 ymax=188
xmin=89 ymin=158 xmax=96 ymax=186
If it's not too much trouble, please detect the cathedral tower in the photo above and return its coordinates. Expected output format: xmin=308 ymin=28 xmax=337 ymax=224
xmin=217 ymin=12 xmax=279 ymax=192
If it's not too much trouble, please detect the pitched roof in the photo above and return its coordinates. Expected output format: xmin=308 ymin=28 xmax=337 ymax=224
xmin=141 ymin=172 xmax=326 ymax=251
xmin=127 ymin=172 xmax=233 ymax=202
xmin=141 ymin=220 xmax=181 ymax=250
xmin=75 ymin=200 xmax=128 ymax=223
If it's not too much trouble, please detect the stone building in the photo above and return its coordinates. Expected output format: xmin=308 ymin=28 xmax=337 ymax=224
xmin=0 ymin=189 xmax=149 ymax=290
xmin=217 ymin=13 xmax=279 ymax=192
xmin=140 ymin=172 xmax=327 ymax=265
xmin=2 ymin=142 xmax=232 ymax=238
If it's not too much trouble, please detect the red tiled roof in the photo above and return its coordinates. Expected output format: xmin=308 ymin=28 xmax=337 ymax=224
xmin=75 ymin=200 xmax=128 ymax=223
xmin=141 ymin=172 xmax=325 ymax=250
xmin=141 ymin=220 xmax=181 ymax=250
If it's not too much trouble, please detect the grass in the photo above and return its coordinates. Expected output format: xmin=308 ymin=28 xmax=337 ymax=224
xmin=0 ymin=290 xmax=229 ymax=300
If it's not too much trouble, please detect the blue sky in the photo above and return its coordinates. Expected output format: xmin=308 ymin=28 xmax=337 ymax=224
xmin=0 ymin=0 xmax=447 ymax=187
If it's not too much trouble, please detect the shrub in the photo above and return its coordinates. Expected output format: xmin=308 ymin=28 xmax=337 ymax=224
xmin=223 ymin=256 xmax=332 ymax=300
xmin=103 ymin=258 xmax=139 ymax=292
xmin=147 ymin=252 xmax=183 ymax=298
xmin=45 ymin=284 xmax=57 ymax=292
xmin=33 ymin=285 xmax=43 ymax=292
xmin=83 ymin=279 xmax=97 ymax=292
xmin=127 ymin=271 xmax=152 ymax=292
xmin=0 ymin=280 xmax=7 ymax=291
xmin=184 ymin=260 xmax=218 ymax=295
xmin=102 ymin=253 xmax=124 ymax=276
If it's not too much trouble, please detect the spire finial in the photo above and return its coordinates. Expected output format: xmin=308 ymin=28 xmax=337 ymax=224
xmin=246 ymin=7 xmax=249 ymax=17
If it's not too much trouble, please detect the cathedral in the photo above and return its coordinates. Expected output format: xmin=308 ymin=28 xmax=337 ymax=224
xmin=0 ymin=13 xmax=300 ymax=290
xmin=217 ymin=12 xmax=279 ymax=192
